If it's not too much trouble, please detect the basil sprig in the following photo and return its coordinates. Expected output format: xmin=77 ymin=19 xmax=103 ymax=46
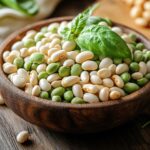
xmin=61 ymin=3 xmax=132 ymax=59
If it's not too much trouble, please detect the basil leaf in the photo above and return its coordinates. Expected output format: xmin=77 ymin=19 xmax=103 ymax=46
xmin=76 ymin=25 xmax=132 ymax=59
xmin=61 ymin=3 xmax=99 ymax=40
xmin=0 ymin=0 xmax=39 ymax=16
xmin=87 ymin=16 xmax=112 ymax=26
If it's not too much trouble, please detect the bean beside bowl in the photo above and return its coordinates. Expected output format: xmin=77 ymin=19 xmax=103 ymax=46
xmin=0 ymin=16 xmax=150 ymax=132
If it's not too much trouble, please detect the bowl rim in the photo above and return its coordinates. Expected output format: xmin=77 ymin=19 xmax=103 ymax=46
xmin=0 ymin=16 xmax=150 ymax=109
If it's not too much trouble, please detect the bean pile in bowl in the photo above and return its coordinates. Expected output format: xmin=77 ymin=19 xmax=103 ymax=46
xmin=2 ymin=4 xmax=150 ymax=104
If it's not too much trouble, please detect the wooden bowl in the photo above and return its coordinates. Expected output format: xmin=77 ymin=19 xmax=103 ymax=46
xmin=0 ymin=17 xmax=150 ymax=133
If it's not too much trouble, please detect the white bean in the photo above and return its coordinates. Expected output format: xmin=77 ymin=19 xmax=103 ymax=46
xmin=51 ymin=80 xmax=62 ymax=88
xmin=97 ymin=68 xmax=111 ymax=79
xmin=111 ymin=27 xmax=123 ymax=36
xmin=134 ymin=17 xmax=148 ymax=27
xmin=139 ymin=62 xmax=147 ymax=75
xmin=99 ymin=87 xmax=109 ymax=102
xmin=48 ymin=48 xmax=59 ymax=57
xmin=36 ymin=64 xmax=46 ymax=73
xmin=90 ymin=75 xmax=102 ymax=85
xmin=99 ymin=57 xmax=113 ymax=69
xmin=82 ymin=61 xmax=98 ymax=71
xmin=67 ymin=51 xmax=79 ymax=60
xmin=72 ymin=84 xmax=83 ymax=98
xmin=17 ymin=69 xmax=29 ymax=82
xmin=112 ymin=75 xmax=124 ymax=88
xmin=20 ymin=48 xmax=29 ymax=58
xmin=76 ymin=51 xmax=94 ymax=63
xmin=116 ymin=63 xmax=129 ymax=75
xmin=146 ymin=60 xmax=150 ymax=73
xmin=61 ymin=76 xmax=80 ymax=87
xmin=25 ymin=83 xmax=33 ymax=95
xmin=90 ymin=71 xmax=97 ymax=76
xmin=62 ymin=41 xmax=76 ymax=51
xmin=83 ymin=84 xmax=99 ymax=94
xmin=47 ymin=74 xmax=61 ymax=83
xmin=83 ymin=93 xmax=99 ymax=103
xmin=144 ymin=1 xmax=150 ymax=11
xmin=39 ymin=79 xmax=51 ymax=91
xmin=3 ymin=63 xmax=17 ymax=74
xmin=131 ymin=72 xmax=143 ymax=80
xmin=12 ymin=41 xmax=24 ymax=51
xmin=110 ymin=87 xmax=126 ymax=96
xmin=121 ymin=34 xmax=132 ymax=43
xmin=102 ymin=78 xmax=114 ymax=88
xmin=32 ymin=85 xmax=41 ymax=96
xmin=16 ymin=130 xmax=29 ymax=144
xmin=109 ymin=91 xmax=121 ymax=100
xmin=80 ymin=71 xmax=90 ymax=83
xmin=50 ymin=50 xmax=67 ymax=62
xmin=3 ymin=51 xmax=10 ymax=62
xmin=30 ymin=71 xmax=38 ymax=86
xmin=39 ymin=45 xmax=49 ymax=54
xmin=108 ymin=64 xmax=116 ymax=75
xmin=50 ymin=38 xmax=61 ymax=48
xmin=63 ymin=59 xmax=74 ymax=67
xmin=12 ymin=75 xmax=26 ymax=88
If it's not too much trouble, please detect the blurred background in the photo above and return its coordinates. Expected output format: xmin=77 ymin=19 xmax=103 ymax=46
xmin=0 ymin=0 xmax=150 ymax=44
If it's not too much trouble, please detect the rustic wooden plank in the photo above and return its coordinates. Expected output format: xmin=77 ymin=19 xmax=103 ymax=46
xmin=0 ymin=105 xmax=150 ymax=150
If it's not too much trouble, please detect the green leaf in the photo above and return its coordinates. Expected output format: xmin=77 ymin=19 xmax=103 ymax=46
xmin=76 ymin=25 xmax=132 ymax=59
xmin=60 ymin=3 xmax=100 ymax=40
xmin=0 ymin=0 xmax=39 ymax=16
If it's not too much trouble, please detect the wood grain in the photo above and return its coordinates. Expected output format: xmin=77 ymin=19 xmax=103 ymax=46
xmin=94 ymin=0 xmax=150 ymax=39
xmin=0 ymin=105 xmax=150 ymax=150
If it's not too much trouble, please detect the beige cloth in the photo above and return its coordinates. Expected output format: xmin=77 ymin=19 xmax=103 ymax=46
xmin=0 ymin=0 xmax=61 ymax=44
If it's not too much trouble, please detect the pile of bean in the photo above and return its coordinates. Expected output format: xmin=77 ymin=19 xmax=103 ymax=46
xmin=2 ymin=21 xmax=150 ymax=104
xmin=123 ymin=0 xmax=150 ymax=27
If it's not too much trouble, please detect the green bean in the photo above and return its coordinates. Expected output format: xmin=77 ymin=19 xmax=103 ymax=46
xmin=51 ymin=87 xmax=65 ymax=97
xmin=64 ymin=90 xmax=74 ymax=102
xmin=124 ymin=58 xmax=132 ymax=65
xmin=134 ymin=52 xmax=143 ymax=62
xmin=34 ymin=33 xmax=44 ymax=42
xmin=58 ymin=66 xmax=70 ymax=77
xmin=40 ymin=27 xmax=48 ymax=33
xmin=13 ymin=57 xmax=24 ymax=68
xmin=30 ymin=53 xmax=44 ymax=64
xmin=71 ymin=97 xmax=85 ymax=104
xmin=38 ymin=71 xmax=49 ymax=79
xmin=52 ymin=96 xmax=61 ymax=102
xmin=40 ymin=91 xmax=49 ymax=99
xmin=130 ymin=62 xmax=139 ymax=72
xmin=137 ymin=78 xmax=148 ymax=86
xmin=31 ymin=63 xmax=39 ymax=70
xmin=113 ymin=58 xmax=122 ymax=65
xmin=46 ymin=63 xmax=60 ymax=75
xmin=24 ymin=62 xmax=32 ymax=71
xmin=120 ymin=72 xmax=131 ymax=83
xmin=136 ymin=43 xmax=145 ymax=50
xmin=124 ymin=82 xmax=140 ymax=94
xmin=24 ymin=39 xmax=35 ymax=48
xmin=145 ymin=73 xmax=150 ymax=80
xmin=71 ymin=64 xmax=82 ymax=76
xmin=129 ymin=33 xmax=137 ymax=42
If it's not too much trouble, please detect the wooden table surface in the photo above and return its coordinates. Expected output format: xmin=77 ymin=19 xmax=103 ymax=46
xmin=0 ymin=0 xmax=150 ymax=150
